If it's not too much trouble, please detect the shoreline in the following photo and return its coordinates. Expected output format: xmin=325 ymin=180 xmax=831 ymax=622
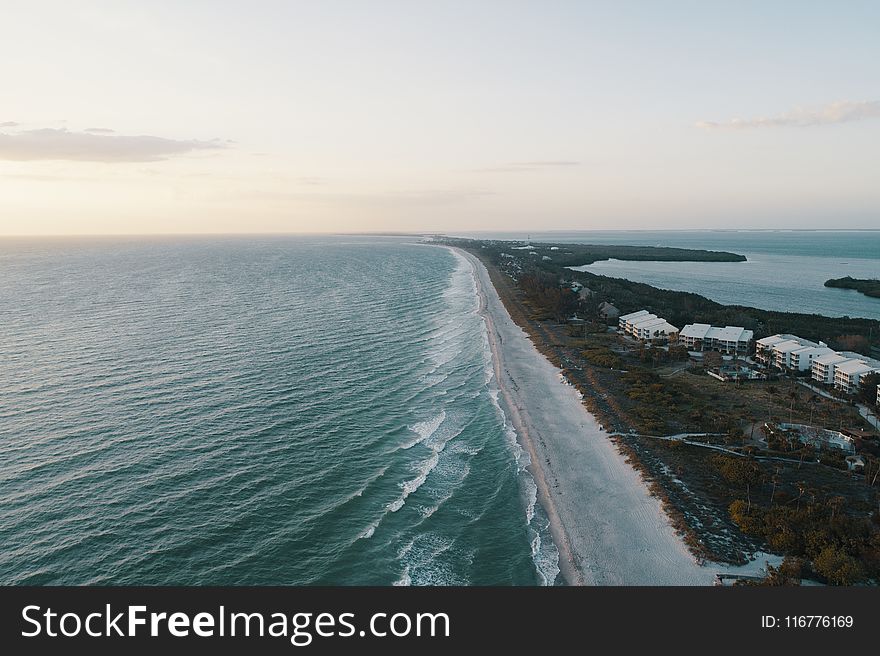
xmin=453 ymin=246 xmax=717 ymax=585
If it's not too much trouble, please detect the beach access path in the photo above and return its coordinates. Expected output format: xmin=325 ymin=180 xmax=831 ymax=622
xmin=454 ymin=247 xmax=718 ymax=585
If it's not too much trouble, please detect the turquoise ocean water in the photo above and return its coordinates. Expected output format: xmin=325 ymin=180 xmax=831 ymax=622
xmin=0 ymin=236 xmax=557 ymax=585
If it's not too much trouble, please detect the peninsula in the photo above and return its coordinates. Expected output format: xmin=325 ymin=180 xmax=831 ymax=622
xmin=825 ymin=277 xmax=880 ymax=299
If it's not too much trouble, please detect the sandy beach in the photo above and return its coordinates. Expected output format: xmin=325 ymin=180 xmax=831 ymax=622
xmin=454 ymin=247 xmax=719 ymax=585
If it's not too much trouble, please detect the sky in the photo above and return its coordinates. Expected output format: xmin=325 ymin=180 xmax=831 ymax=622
xmin=1 ymin=0 xmax=879 ymax=235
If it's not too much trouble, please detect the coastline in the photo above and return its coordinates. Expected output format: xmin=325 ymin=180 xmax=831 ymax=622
xmin=453 ymin=246 xmax=717 ymax=585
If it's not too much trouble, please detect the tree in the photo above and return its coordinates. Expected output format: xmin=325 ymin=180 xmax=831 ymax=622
xmin=808 ymin=394 xmax=820 ymax=425
xmin=812 ymin=545 xmax=865 ymax=585
xmin=858 ymin=372 xmax=880 ymax=406
xmin=788 ymin=390 xmax=798 ymax=424
xmin=714 ymin=456 xmax=763 ymax=511
xmin=704 ymin=351 xmax=723 ymax=369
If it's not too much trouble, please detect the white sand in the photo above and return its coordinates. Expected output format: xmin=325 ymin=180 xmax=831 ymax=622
xmin=455 ymin=247 xmax=721 ymax=585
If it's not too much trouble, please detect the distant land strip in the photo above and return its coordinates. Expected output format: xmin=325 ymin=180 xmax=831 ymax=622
xmin=466 ymin=241 xmax=746 ymax=266
xmin=825 ymin=277 xmax=880 ymax=299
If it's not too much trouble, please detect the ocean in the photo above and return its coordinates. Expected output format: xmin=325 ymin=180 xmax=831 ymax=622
xmin=0 ymin=236 xmax=558 ymax=586
xmin=463 ymin=230 xmax=880 ymax=320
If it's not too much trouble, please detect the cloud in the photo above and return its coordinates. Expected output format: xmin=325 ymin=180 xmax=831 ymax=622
xmin=232 ymin=186 xmax=494 ymax=207
xmin=84 ymin=127 xmax=116 ymax=134
xmin=0 ymin=127 xmax=226 ymax=162
xmin=0 ymin=121 xmax=19 ymax=128
xmin=696 ymin=100 xmax=880 ymax=130
xmin=476 ymin=160 xmax=580 ymax=173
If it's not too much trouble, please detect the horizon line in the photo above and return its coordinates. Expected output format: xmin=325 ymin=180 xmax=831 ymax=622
xmin=3 ymin=227 xmax=880 ymax=238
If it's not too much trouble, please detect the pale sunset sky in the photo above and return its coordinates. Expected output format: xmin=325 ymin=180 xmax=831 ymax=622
xmin=1 ymin=1 xmax=879 ymax=235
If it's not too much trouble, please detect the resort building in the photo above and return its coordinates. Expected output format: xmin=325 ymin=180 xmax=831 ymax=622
xmin=630 ymin=316 xmax=679 ymax=341
xmin=618 ymin=310 xmax=678 ymax=341
xmin=755 ymin=334 xmax=795 ymax=366
xmin=811 ymin=352 xmax=852 ymax=384
xmin=809 ymin=350 xmax=880 ymax=394
xmin=755 ymin=334 xmax=825 ymax=370
xmin=788 ymin=345 xmax=835 ymax=371
xmin=833 ymin=358 xmax=880 ymax=394
xmin=679 ymin=324 xmax=754 ymax=354
xmin=618 ymin=309 xmax=651 ymax=332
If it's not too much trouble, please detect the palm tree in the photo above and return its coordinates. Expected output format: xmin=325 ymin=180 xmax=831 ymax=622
xmin=794 ymin=481 xmax=807 ymax=511
xmin=808 ymin=394 xmax=819 ymax=425
xmin=770 ymin=470 xmax=781 ymax=505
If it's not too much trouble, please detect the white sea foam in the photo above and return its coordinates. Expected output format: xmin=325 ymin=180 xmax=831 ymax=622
xmin=451 ymin=245 xmax=560 ymax=586
xmin=397 ymin=532 xmax=466 ymax=586
xmin=387 ymin=412 xmax=468 ymax=514
xmin=399 ymin=410 xmax=446 ymax=450
xmin=392 ymin=568 xmax=411 ymax=586
xmin=387 ymin=451 xmax=439 ymax=513
xmin=357 ymin=519 xmax=380 ymax=540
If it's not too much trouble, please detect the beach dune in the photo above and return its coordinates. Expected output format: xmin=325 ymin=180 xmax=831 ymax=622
xmin=456 ymin=247 xmax=716 ymax=585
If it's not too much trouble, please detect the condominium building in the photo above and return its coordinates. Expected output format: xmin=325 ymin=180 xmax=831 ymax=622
xmin=833 ymin=359 xmax=880 ymax=394
xmin=788 ymin=345 xmax=835 ymax=371
xmin=618 ymin=310 xmax=678 ymax=341
xmin=679 ymin=324 xmax=754 ymax=354
xmin=755 ymin=334 xmax=824 ymax=370
xmin=630 ymin=316 xmax=679 ymax=341
xmin=618 ymin=309 xmax=651 ymax=333
xmin=811 ymin=352 xmax=852 ymax=384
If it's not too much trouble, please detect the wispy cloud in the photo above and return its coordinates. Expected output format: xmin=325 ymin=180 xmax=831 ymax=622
xmin=475 ymin=160 xmax=580 ymax=173
xmin=84 ymin=127 xmax=116 ymax=134
xmin=0 ymin=127 xmax=226 ymax=162
xmin=697 ymin=100 xmax=880 ymax=130
xmin=0 ymin=121 xmax=19 ymax=128
xmin=232 ymin=186 xmax=493 ymax=207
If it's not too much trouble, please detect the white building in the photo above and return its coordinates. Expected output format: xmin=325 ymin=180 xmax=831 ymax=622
xmin=679 ymin=324 xmax=754 ymax=354
xmin=618 ymin=309 xmax=651 ymax=333
xmin=755 ymin=334 xmax=824 ymax=370
xmin=618 ymin=310 xmax=678 ymax=341
xmin=833 ymin=358 xmax=880 ymax=394
xmin=630 ymin=316 xmax=679 ymax=341
xmin=788 ymin=345 xmax=835 ymax=371
xmin=811 ymin=352 xmax=852 ymax=384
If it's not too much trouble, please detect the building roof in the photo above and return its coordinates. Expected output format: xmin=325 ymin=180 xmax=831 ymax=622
xmin=680 ymin=324 xmax=753 ymax=343
xmin=620 ymin=309 xmax=651 ymax=322
xmin=634 ymin=318 xmax=678 ymax=333
xmin=813 ymin=352 xmax=851 ymax=366
xmin=680 ymin=323 xmax=712 ymax=339
xmin=629 ymin=314 xmax=660 ymax=328
xmin=790 ymin=346 xmax=834 ymax=357
xmin=835 ymin=360 xmax=879 ymax=376
xmin=712 ymin=326 xmax=753 ymax=343
xmin=773 ymin=340 xmax=813 ymax=355
xmin=757 ymin=333 xmax=818 ymax=349
xmin=815 ymin=351 xmax=880 ymax=370
xmin=756 ymin=334 xmax=790 ymax=347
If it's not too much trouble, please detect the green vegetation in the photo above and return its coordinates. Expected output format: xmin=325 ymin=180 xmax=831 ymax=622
xmin=825 ymin=276 xmax=880 ymax=299
xmin=515 ymin=242 xmax=747 ymax=266
xmin=581 ymin=347 xmax=622 ymax=369
xmin=728 ymin=494 xmax=879 ymax=585
xmin=860 ymin=372 xmax=880 ymax=407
